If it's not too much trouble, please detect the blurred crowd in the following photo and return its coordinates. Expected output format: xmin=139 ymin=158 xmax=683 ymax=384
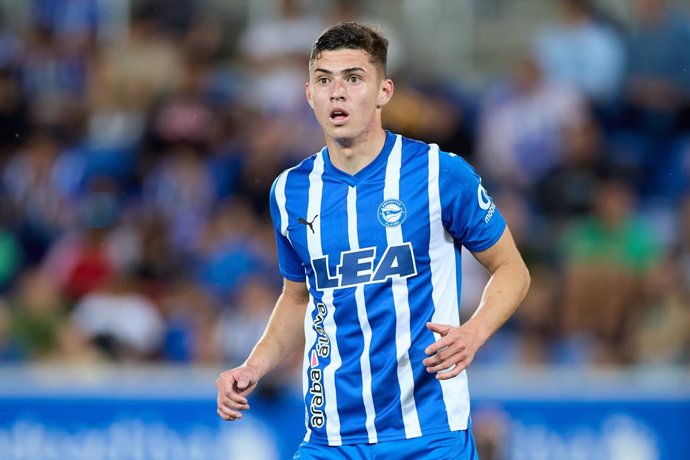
xmin=0 ymin=0 xmax=688 ymax=381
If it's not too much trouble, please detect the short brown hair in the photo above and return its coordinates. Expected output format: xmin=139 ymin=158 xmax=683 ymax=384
xmin=309 ymin=22 xmax=388 ymax=76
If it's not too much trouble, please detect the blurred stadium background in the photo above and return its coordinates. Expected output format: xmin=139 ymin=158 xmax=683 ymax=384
xmin=0 ymin=0 xmax=688 ymax=459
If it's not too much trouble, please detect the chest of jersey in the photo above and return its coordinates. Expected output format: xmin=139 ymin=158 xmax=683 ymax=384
xmin=285 ymin=172 xmax=434 ymax=292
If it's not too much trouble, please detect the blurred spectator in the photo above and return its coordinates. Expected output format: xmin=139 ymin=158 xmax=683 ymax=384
xmin=622 ymin=0 xmax=690 ymax=135
xmin=534 ymin=0 xmax=625 ymax=104
xmin=5 ymin=269 xmax=67 ymax=360
xmin=680 ymin=194 xmax=690 ymax=288
xmin=21 ymin=24 xmax=90 ymax=128
xmin=44 ymin=321 xmax=105 ymax=363
xmin=216 ymin=277 xmax=278 ymax=366
xmin=89 ymin=0 xmax=182 ymax=151
xmin=161 ymin=277 xmax=220 ymax=363
xmin=71 ymin=269 xmax=164 ymax=361
xmin=130 ymin=213 xmax=184 ymax=302
xmin=41 ymin=179 xmax=131 ymax=300
xmin=0 ymin=199 xmax=22 ymax=293
xmin=383 ymin=81 xmax=473 ymax=158
xmin=3 ymin=129 xmax=84 ymax=263
xmin=559 ymin=178 xmax=662 ymax=363
xmin=477 ymin=53 xmax=588 ymax=190
xmin=0 ymin=299 xmax=9 ymax=361
xmin=29 ymin=0 xmax=113 ymax=54
xmin=141 ymin=145 xmax=216 ymax=253
xmin=0 ymin=230 xmax=20 ymax=293
xmin=632 ymin=253 xmax=690 ymax=364
xmin=195 ymin=199 xmax=274 ymax=301
xmin=0 ymin=13 xmax=24 ymax=72
xmin=534 ymin=114 xmax=606 ymax=225
xmin=146 ymin=56 xmax=215 ymax=153
xmin=0 ymin=67 xmax=29 ymax=155
xmin=238 ymin=0 xmax=324 ymax=115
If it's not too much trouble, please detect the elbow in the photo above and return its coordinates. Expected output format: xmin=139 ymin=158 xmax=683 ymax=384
xmin=520 ymin=261 xmax=531 ymax=300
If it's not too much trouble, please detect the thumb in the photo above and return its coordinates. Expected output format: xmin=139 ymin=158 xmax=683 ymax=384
xmin=426 ymin=322 xmax=450 ymax=335
xmin=236 ymin=371 xmax=253 ymax=390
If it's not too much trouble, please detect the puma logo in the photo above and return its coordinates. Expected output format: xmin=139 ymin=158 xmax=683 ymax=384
xmin=298 ymin=214 xmax=318 ymax=234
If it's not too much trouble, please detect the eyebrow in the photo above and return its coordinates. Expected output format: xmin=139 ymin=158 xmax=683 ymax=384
xmin=313 ymin=67 xmax=367 ymax=75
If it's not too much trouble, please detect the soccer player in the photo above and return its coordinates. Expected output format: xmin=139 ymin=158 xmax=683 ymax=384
xmin=216 ymin=22 xmax=530 ymax=459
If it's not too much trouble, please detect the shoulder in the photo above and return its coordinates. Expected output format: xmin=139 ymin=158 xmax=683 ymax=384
xmin=437 ymin=149 xmax=481 ymax=188
xmin=270 ymin=150 xmax=323 ymax=197
xmin=395 ymin=132 xmax=479 ymax=188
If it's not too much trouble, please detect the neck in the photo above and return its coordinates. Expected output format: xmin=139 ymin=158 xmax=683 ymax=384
xmin=326 ymin=126 xmax=387 ymax=176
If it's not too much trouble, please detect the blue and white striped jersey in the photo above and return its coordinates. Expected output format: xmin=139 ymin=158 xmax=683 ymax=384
xmin=269 ymin=131 xmax=506 ymax=446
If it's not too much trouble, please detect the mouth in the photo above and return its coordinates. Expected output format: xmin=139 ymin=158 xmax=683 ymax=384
xmin=329 ymin=108 xmax=349 ymax=124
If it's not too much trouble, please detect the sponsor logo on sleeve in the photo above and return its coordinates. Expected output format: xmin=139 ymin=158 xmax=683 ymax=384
xmin=477 ymin=183 xmax=496 ymax=223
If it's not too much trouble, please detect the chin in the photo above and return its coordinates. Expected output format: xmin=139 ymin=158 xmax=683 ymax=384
xmin=327 ymin=125 xmax=353 ymax=138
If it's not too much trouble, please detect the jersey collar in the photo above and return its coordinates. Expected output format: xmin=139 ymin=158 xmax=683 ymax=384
xmin=321 ymin=130 xmax=397 ymax=187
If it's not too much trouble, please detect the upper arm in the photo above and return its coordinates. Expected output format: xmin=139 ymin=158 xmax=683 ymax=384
xmin=438 ymin=151 xmax=506 ymax=252
xmin=471 ymin=227 xmax=526 ymax=275
xmin=270 ymin=173 xmax=307 ymax=282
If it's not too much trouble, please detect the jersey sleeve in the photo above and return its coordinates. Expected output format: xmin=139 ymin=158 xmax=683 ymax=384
xmin=269 ymin=173 xmax=307 ymax=281
xmin=438 ymin=151 xmax=506 ymax=252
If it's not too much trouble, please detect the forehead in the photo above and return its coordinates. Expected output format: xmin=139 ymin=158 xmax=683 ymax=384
xmin=310 ymin=49 xmax=377 ymax=74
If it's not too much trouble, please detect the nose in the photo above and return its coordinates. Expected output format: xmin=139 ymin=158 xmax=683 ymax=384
xmin=330 ymin=79 xmax=346 ymax=101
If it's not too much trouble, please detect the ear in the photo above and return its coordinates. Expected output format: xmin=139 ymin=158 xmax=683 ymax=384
xmin=305 ymin=81 xmax=314 ymax=110
xmin=377 ymin=78 xmax=394 ymax=109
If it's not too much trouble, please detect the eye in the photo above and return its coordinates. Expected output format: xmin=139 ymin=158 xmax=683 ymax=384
xmin=348 ymin=75 xmax=362 ymax=83
xmin=317 ymin=76 xmax=330 ymax=85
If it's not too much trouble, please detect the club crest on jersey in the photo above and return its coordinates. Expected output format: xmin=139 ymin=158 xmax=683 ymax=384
xmin=377 ymin=199 xmax=407 ymax=227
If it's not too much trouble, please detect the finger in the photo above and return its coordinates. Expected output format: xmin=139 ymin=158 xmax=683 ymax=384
xmin=219 ymin=392 xmax=250 ymax=409
xmin=422 ymin=347 xmax=450 ymax=367
xmin=222 ymin=389 xmax=249 ymax=405
xmin=425 ymin=336 xmax=450 ymax=355
xmin=219 ymin=376 xmax=251 ymax=404
xmin=426 ymin=352 xmax=463 ymax=373
xmin=422 ymin=354 xmax=439 ymax=367
xmin=426 ymin=322 xmax=450 ymax=335
xmin=423 ymin=341 xmax=462 ymax=365
xmin=217 ymin=405 xmax=243 ymax=420
xmin=436 ymin=361 xmax=467 ymax=380
xmin=235 ymin=373 xmax=254 ymax=391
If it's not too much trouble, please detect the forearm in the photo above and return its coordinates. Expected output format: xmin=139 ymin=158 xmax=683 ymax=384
xmin=465 ymin=259 xmax=530 ymax=345
xmin=244 ymin=290 xmax=307 ymax=378
xmin=465 ymin=228 xmax=530 ymax=346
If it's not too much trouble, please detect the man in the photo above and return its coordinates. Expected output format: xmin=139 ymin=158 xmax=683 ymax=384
xmin=216 ymin=22 xmax=530 ymax=459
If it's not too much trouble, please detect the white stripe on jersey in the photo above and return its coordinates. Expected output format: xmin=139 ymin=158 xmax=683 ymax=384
xmin=427 ymin=144 xmax=470 ymax=430
xmin=302 ymin=295 xmax=316 ymax=442
xmin=346 ymin=185 xmax=378 ymax=444
xmin=384 ymin=135 xmax=422 ymax=438
xmin=307 ymin=151 xmax=342 ymax=446
xmin=274 ymin=171 xmax=290 ymax=237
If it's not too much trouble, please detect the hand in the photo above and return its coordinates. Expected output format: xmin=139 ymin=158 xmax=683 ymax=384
xmin=422 ymin=322 xmax=480 ymax=380
xmin=216 ymin=364 xmax=260 ymax=421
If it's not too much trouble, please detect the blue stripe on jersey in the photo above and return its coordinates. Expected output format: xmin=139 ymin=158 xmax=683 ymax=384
xmin=398 ymin=138 xmax=450 ymax=434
